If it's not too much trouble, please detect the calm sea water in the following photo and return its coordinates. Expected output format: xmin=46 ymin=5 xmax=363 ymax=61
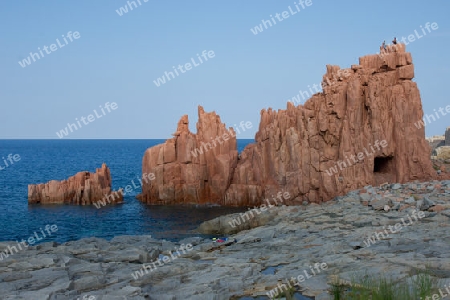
xmin=0 ymin=140 xmax=253 ymax=244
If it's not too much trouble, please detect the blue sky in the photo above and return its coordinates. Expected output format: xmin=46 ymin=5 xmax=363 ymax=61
xmin=0 ymin=0 xmax=448 ymax=139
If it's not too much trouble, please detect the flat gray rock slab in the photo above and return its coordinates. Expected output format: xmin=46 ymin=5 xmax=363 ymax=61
xmin=1 ymin=180 xmax=450 ymax=299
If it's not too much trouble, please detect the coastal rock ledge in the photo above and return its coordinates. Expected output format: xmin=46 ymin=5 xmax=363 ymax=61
xmin=138 ymin=44 xmax=436 ymax=206
xmin=28 ymin=163 xmax=123 ymax=205
xmin=3 ymin=180 xmax=450 ymax=299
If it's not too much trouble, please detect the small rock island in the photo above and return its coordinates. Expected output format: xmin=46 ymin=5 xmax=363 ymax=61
xmin=28 ymin=163 xmax=123 ymax=206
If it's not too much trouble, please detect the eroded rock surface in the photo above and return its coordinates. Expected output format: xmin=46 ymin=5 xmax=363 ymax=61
xmin=138 ymin=107 xmax=238 ymax=205
xmin=139 ymin=44 xmax=436 ymax=206
xmin=3 ymin=181 xmax=450 ymax=299
xmin=227 ymin=43 xmax=435 ymax=206
xmin=28 ymin=163 xmax=123 ymax=206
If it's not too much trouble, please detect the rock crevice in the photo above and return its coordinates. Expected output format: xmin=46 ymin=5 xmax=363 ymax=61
xmin=139 ymin=44 xmax=436 ymax=206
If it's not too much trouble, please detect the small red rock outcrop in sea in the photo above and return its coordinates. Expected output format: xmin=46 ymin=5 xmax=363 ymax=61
xmin=138 ymin=44 xmax=438 ymax=206
xmin=28 ymin=163 xmax=123 ymax=205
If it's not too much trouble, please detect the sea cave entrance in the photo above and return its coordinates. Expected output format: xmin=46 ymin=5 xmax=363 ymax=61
xmin=373 ymin=156 xmax=395 ymax=185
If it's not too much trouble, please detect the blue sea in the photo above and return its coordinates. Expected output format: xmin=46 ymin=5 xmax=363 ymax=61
xmin=0 ymin=140 xmax=253 ymax=244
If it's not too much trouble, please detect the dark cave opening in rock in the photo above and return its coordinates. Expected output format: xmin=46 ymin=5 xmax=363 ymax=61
xmin=374 ymin=156 xmax=393 ymax=173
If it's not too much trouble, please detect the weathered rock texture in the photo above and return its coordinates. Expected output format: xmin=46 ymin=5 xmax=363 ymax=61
xmin=6 ymin=181 xmax=450 ymax=299
xmin=28 ymin=163 xmax=123 ymax=205
xmin=139 ymin=44 xmax=436 ymax=206
xmin=138 ymin=107 xmax=238 ymax=204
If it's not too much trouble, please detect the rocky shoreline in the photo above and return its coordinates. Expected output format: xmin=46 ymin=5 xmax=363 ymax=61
xmin=2 ymin=180 xmax=450 ymax=299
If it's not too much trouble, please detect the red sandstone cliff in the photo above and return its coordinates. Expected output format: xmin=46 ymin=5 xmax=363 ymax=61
xmin=138 ymin=44 xmax=436 ymax=206
xmin=28 ymin=163 xmax=123 ymax=205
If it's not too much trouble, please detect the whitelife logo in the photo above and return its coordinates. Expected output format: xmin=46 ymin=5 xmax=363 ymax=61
xmin=93 ymin=173 xmax=156 ymax=209
xmin=378 ymin=22 xmax=439 ymax=59
xmin=228 ymin=192 xmax=290 ymax=228
xmin=325 ymin=140 xmax=388 ymax=176
xmin=56 ymin=102 xmax=118 ymax=138
xmin=363 ymin=209 xmax=425 ymax=247
xmin=18 ymin=31 xmax=81 ymax=68
xmin=115 ymin=0 xmax=149 ymax=16
xmin=250 ymin=0 xmax=313 ymax=35
xmin=153 ymin=50 xmax=215 ymax=87
xmin=414 ymin=104 xmax=450 ymax=130
xmin=0 ymin=225 xmax=58 ymax=261
xmin=190 ymin=121 xmax=252 ymax=158
xmin=0 ymin=154 xmax=21 ymax=171
xmin=131 ymin=243 xmax=194 ymax=279
xmin=266 ymin=263 xmax=328 ymax=299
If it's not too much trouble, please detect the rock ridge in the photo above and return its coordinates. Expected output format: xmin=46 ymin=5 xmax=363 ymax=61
xmin=139 ymin=44 xmax=437 ymax=206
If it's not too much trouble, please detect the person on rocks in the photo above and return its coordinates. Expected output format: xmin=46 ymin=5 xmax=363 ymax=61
xmin=380 ymin=40 xmax=386 ymax=55
xmin=392 ymin=37 xmax=397 ymax=45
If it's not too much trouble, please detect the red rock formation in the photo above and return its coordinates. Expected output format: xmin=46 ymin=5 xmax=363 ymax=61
xmin=28 ymin=163 xmax=123 ymax=205
xmin=138 ymin=107 xmax=238 ymax=204
xmin=139 ymin=44 xmax=436 ymax=206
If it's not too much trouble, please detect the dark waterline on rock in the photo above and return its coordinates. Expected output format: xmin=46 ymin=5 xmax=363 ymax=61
xmin=0 ymin=139 xmax=253 ymax=243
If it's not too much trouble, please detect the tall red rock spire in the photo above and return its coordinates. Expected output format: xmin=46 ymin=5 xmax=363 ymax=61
xmin=139 ymin=44 xmax=436 ymax=206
